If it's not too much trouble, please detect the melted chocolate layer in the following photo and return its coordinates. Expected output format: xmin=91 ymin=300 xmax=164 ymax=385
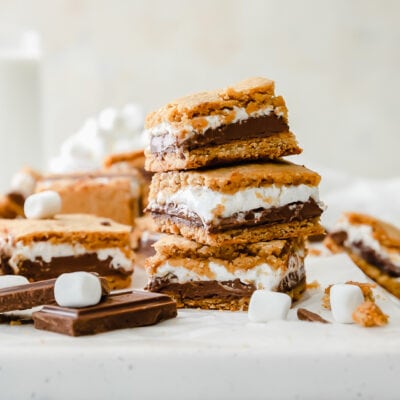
xmin=0 ymin=254 xmax=131 ymax=282
xmin=330 ymin=231 xmax=400 ymax=277
xmin=147 ymin=270 xmax=305 ymax=300
xmin=150 ymin=199 xmax=323 ymax=233
xmin=150 ymin=114 xmax=289 ymax=154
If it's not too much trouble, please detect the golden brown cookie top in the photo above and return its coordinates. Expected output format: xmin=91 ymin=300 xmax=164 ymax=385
xmin=0 ymin=214 xmax=132 ymax=249
xmin=344 ymin=212 xmax=400 ymax=249
xmin=145 ymin=77 xmax=287 ymax=128
xmin=150 ymin=160 xmax=321 ymax=196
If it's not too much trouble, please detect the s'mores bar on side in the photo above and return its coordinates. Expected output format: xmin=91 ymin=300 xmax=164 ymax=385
xmin=146 ymin=235 xmax=306 ymax=310
xmin=0 ymin=214 xmax=135 ymax=289
xmin=328 ymin=213 xmax=400 ymax=298
xmin=146 ymin=161 xmax=325 ymax=246
xmin=36 ymin=172 xmax=142 ymax=225
xmin=145 ymin=77 xmax=301 ymax=172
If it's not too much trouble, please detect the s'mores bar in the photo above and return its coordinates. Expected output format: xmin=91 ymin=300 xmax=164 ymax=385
xmin=36 ymin=172 xmax=142 ymax=225
xmin=145 ymin=77 xmax=301 ymax=172
xmin=146 ymin=161 xmax=325 ymax=246
xmin=146 ymin=235 xmax=306 ymax=310
xmin=328 ymin=213 xmax=400 ymax=298
xmin=103 ymin=149 xmax=153 ymax=210
xmin=0 ymin=214 xmax=135 ymax=289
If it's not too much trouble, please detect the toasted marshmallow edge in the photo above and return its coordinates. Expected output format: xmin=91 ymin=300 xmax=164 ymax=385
xmin=24 ymin=190 xmax=62 ymax=219
xmin=330 ymin=284 xmax=364 ymax=324
xmin=0 ymin=275 xmax=30 ymax=290
xmin=248 ymin=290 xmax=292 ymax=323
xmin=54 ymin=272 xmax=102 ymax=308
xmin=151 ymin=184 xmax=322 ymax=224
xmin=145 ymin=105 xmax=276 ymax=141
xmin=333 ymin=218 xmax=400 ymax=268
xmin=150 ymin=249 xmax=304 ymax=291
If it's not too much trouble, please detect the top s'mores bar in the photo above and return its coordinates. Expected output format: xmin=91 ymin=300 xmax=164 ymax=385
xmin=0 ymin=214 xmax=135 ymax=289
xmin=328 ymin=213 xmax=400 ymax=298
xmin=145 ymin=77 xmax=301 ymax=172
xmin=146 ymin=161 xmax=325 ymax=246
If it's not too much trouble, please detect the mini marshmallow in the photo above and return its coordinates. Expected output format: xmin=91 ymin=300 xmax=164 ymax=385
xmin=54 ymin=272 xmax=102 ymax=308
xmin=330 ymin=284 xmax=364 ymax=324
xmin=10 ymin=171 xmax=36 ymax=198
xmin=0 ymin=275 xmax=30 ymax=290
xmin=24 ymin=191 xmax=62 ymax=219
xmin=248 ymin=290 xmax=292 ymax=323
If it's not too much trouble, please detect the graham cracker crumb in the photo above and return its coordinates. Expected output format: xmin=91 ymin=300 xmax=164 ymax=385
xmin=308 ymin=248 xmax=322 ymax=256
xmin=352 ymin=301 xmax=389 ymax=327
xmin=346 ymin=281 xmax=375 ymax=302
xmin=306 ymin=280 xmax=320 ymax=290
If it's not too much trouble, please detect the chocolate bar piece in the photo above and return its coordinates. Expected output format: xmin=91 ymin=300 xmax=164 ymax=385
xmin=33 ymin=290 xmax=177 ymax=336
xmin=147 ymin=160 xmax=325 ymax=245
xmin=0 ymin=277 xmax=110 ymax=313
xmin=327 ymin=212 xmax=400 ymax=299
xmin=144 ymin=77 xmax=301 ymax=172
xmin=297 ymin=308 xmax=329 ymax=323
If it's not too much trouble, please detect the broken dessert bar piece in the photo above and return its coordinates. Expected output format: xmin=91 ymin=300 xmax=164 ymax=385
xmin=146 ymin=160 xmax=324 ymax=246
xmin=35 ymin=172 xmax=142 ymax=224
xmin=145 ymin=77 xmax=301 ymax=172
xmin=146 ymin=235 xmax=306 ymax=311
xmin=0 ymin=192 xmax=25 ymax=219
xmin=33 ymin=290 xmax=177 ymax=336
xmin=328 ymin=213 xmax=400 ymax=299
xmin=0 ymin=214 xmax=135 ymax=289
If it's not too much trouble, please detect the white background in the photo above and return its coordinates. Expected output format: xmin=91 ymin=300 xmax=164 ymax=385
xmin=1 ymin=0 xmax=399 ymax=178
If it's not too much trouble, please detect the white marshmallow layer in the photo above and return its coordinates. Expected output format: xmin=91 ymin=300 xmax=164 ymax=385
xmin=146 ymin=105 xmax=277 ymax=142
xmin=0 ymin=240 xmax=133 ymax=273
xmin=152 ymin=251 xmax=304 ymax=291
xmin=152 ymin=184 xmax=320 ymax=224
xmin=335 ymin=219 xmax=400 ymax=268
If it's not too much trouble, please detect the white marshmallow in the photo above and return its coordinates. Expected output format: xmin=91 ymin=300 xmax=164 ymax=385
xmin=10 ymin=171 xmax=36 ymax=198
xmin=24 ymin=191 xmax=62 ymax=219
xmin=0 ymin=275 xmax=30 ymax=290
xmin=330 ymin=284 xmax=364 ymax=324
xmin=248 ymin=290 xmax=292 ymax=323
xmin=54 ymin=272 xmax=102 ymax=308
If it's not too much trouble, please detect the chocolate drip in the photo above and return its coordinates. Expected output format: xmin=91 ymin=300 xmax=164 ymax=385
xmin=150 ymin=114 xmax=289 ymax=154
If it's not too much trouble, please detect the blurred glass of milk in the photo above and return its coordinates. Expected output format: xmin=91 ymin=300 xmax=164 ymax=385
xmin=0 ymin=28 xmax=42 ymax=192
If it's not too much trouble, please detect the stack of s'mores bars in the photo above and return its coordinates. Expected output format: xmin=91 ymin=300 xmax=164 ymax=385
xmin=144 ymin=77 xmax=325 ymax=310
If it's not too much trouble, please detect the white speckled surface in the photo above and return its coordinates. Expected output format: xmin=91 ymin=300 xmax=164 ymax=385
xmin=0 ymin=253 xmax=399 ymax=399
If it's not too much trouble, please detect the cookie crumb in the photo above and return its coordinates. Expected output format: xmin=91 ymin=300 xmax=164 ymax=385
xmin=306 ymin=280 xmax=320 ymax=290
xmin=346 ymin=281 xmax=375 ymax=302
xmin=308 ymin=248 xmax=322 ymax=256
xmin=322 ymin=285 xmax=332 ymax=309
xmin=352 ymin=301 xmax=389 ymax=327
